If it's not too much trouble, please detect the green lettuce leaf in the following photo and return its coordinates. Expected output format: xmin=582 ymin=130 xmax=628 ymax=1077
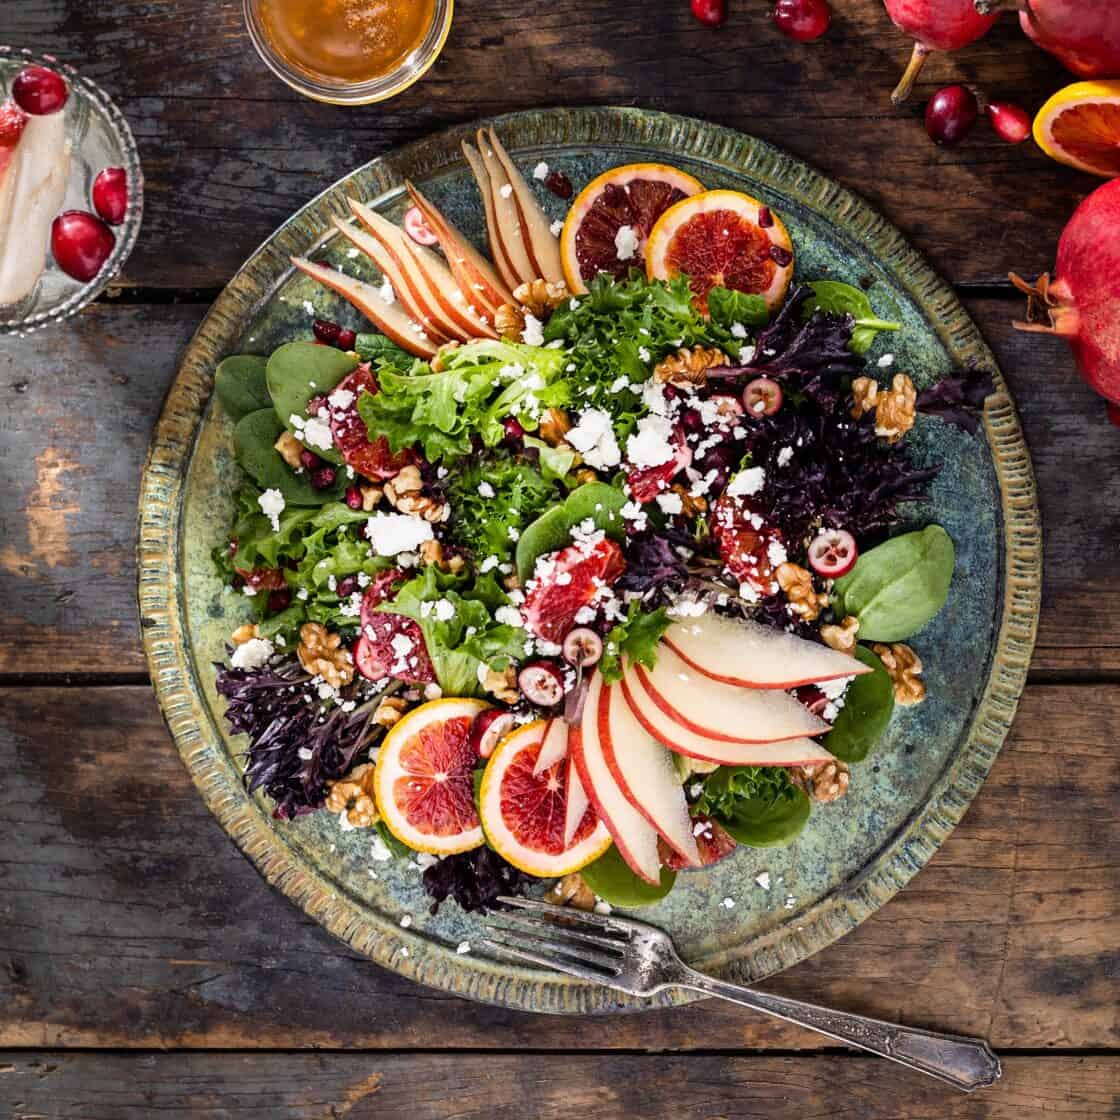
xmin=599 ymin=603 xmax=672 ymax=684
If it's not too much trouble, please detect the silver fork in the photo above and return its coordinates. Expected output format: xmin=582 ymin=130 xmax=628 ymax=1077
xmin=483 ymin=897 xmax=1001 ymax=1093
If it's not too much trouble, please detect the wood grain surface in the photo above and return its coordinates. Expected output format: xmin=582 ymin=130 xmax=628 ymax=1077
xmin=3 ymin=0 xmax=1118 ymax=1114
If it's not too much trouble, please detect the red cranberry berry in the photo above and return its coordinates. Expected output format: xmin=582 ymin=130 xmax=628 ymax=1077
xmin=925 ymin=85 xmax=979 ymax=146
xmin=345 ymin=484 xmax=364 ymax=510
xmin=773 ymin=0 xmax=831 ymax=41
xmin=50 ymin=211 xmax=115 ymax=282
xmin=12 ymin=66 xmax=69 ymax=115
xmin=91 ymin=167 xmax=128 ymax=225
xmin=337 ymin=327 xmax=357 ymax=351
xmin=299 ymin=448 xmax=322 ymax=471
xmin=310 ymin=466 xmax=336 ymax=490
xmin=268 ymin=587 xmax=292 ymax=613
xmin=313 ymin=319 xmax=341 ymax=345
xmin=985 ymin=101 xmax=1030 ymax=144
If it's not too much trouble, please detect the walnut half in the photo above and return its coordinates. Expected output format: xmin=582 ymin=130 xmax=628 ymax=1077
xmin=653 ymin=346 xmax=728 ymax=389
xmin=873 ymin=642 xmax=926 ymax=705
xmin=776 ymin=562 xmax=829 ymax=622
xmin=297 ymin=622 xmax=354 ymax=689
xmin=792 ymin=759 xmax=850 ymax=803
xmin=326 ymin=763 xmax=378 ymax=828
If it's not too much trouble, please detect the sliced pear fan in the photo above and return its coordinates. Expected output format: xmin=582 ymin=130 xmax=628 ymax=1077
xmin=397 ymin=234 xmax=499 ymax=340
xmin=484 ymin=128 xmax=564 ymax=286
xmin=473 ymin=131 xmax=537 ymax=286
xmin=405 ymin=180 xmax=514 ymax=314
xmin=290 ymin=257 xmax=437 ymax=358
xmin=461 ymin=140 xmax=520 ymax=291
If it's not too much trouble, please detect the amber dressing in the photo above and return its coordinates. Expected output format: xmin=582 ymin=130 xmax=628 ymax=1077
xmin=257 ymin=0 xmax=437 ymax=84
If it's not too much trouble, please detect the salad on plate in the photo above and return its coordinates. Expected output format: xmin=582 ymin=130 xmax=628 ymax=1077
xmin=212 ymin=130 xmax=991 ymax=916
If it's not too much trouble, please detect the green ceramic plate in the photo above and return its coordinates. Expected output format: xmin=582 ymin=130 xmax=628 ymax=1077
xmin=138 ymin=107 xmax=1041 ymax=1014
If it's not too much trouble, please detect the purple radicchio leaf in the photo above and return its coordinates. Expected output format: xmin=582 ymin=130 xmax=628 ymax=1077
xmin=916 ymin=368 xmax=997 ymax=435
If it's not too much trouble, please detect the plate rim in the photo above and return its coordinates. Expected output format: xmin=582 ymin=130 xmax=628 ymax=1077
xmin=137 ymin=106 xmax=1041 ymax=1015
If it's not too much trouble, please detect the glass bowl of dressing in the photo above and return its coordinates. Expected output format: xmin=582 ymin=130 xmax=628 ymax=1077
xmin=244 ymin=0 xmax=453 ymax=105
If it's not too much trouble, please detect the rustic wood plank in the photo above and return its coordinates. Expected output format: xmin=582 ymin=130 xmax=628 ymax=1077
xmin=1 ymin=683 xmax=1114 ymax=1050
xmin=9 ymin=0 xmax=1095 ymax=288
xmin=2 ymin=299 xmax=1114 ymax=676
xmin=0 ymin=1052 xmax=1113 ymax=1119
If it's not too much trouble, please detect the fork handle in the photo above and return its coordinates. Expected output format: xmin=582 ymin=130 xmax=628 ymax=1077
xmin=678 ymin=969 xmax=1001 ymax=1092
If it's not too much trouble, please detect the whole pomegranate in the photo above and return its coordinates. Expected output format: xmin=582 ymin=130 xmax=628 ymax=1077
xmin=975 ymin=0 xmax=1120 ymax=79
xmin=883 ymin=0 xmax=999 ymax=103
xmin=1009 ymin=179 xmax=1120 ymax=424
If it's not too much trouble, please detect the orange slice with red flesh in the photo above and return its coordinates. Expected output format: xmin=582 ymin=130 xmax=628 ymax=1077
xmin=479 ymin=720 xmax=612 ymax=877
xmin=560 ymin=163 xmax=704 ymax=295
xmin=1033 ymin=80 xmax=1120 ymax=179
xmin=373 ymin=698 xmax=490 ymax=855
xmin=645 ymin=189 xmax=794 ymax=315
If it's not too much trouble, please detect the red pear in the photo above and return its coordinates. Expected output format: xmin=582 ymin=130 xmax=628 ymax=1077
xmin=975 ymin=0 xmax=1120 ymax=79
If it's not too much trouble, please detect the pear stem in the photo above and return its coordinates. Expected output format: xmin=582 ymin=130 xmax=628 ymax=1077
xmin=891 ymin=42 xmax=930 ymax=105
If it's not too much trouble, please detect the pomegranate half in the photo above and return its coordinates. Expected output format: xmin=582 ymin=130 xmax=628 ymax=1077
xmin=1009 ymin=179 xmax=1120 ymax=425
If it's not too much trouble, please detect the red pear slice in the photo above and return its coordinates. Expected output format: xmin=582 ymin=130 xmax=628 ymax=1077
xmin=485 ymin=128 xmax=564 ymax=286
xmin=562 ymin=754 xmax=590 ymax=850
xmin=331 ymin=218 xmax=453 ymax=346
xmin=461 ymin=140 xmax=520 ymax=292
xmin=345 ymin=201 xmax=463 ymax=343
xmin=663 ymin=615 xmax=871 ymax=689
xmin=399 ymin=235 xmax=499 ymax=340
xmin=290 ymin=257 xmax=437 ymax=358
xmin=570 ymin=673 xmax=662 ymax=884
xmin=533 ymin=718 xmax=569 ymax=777
xmin=474 ymin=130 xmax=536 ymax=286
xmin=635 ymin=643 xmax=829 ymax=744
xmin=599 ymin=681 xmax=700 ymax=867
xmin=405 ymin=181 xmax=514 ymax=313
xmin=619 ymin=670 xmax=834 ymax=767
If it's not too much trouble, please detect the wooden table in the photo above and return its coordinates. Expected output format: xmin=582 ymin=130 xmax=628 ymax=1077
xmin=2 ymin=2 xmax=1117 ymax=1116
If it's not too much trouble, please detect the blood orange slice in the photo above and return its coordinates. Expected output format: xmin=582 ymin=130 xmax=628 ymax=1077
xmin=1033 ymin=80 xmax=1120 ymax=179
xmin=373 ymin=698 xmax=489 ymax=855
xmin=479 ymin=720 xmax=612 ymax=876
xmin=560 ymin=164 xmax=704 ymax=294
xmin=329 ymin=364 xmax=418 ymax=482
xmin=645 ymin=189 xmax=794 ymax=315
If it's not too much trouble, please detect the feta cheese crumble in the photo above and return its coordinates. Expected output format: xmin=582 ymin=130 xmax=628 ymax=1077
xmin=366 ymin=512 xmax=434 ymax=556
xmin=565 ymin=408 xmax=621 ymax=469
xmin=230 ymin=637 xmax=274 ymax=670
xmin=533 ymin=161 xmax=549 ymax=180
xmin=257 ymin=488 xmax=285 ymax=532
xmin=727 ymin=466 xmax=766 ymax=497
xmin=614 ymin=224 xmax=639 ymax=261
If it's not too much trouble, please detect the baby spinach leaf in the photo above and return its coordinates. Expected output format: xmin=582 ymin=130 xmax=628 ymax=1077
xmin=579 ymin=845 xmax=676 ymax=908
xmin=375 ymin=821 xmax=412 ymax=859
xmin=355 ymin=333 xmax=415 ymax=372
xmin=833 ymin=524 xmax=954 ymax=641
xmin=215 ymin=355 xmax=271 ymax=420
xmin=266 ymin=341 xmax=358 ymax=464
xmin=232 ymin=409 xmax=347 ymax=506
xmin=707 ymin=287 xmax=769 ymax=330
xmin=802 ymin=281 xmax=900 ymax=355
xmin=824 ymin=646 xmax=895 ymax=763
xmin=515 ymin=481 xmax=627 ymax=583
xmin=693 ymin=765 xmax=809 ymax=847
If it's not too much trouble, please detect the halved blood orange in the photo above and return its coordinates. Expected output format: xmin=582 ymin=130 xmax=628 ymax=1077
xmin=1033 ymin=80 xmax=1120 ymax=179
xmin=560 ymin=164 xmax=704 ymax=294
xmin=479 ymin=720 xmax=612 ymax=877
xmin=645 ymin=189 xmax=794 ymax=315
xmin=373 ymin=698 xmax=490 ymax=855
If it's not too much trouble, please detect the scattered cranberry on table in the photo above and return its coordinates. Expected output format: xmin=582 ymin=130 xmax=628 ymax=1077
xmin=773 ymin=0 xmax=831 ymax=41
xmin=690 ymin=0 xmax=726 ymax=27
xmin=925 ymin=85 xmax=979 ymax=146
xmin=92 ymin=167 xmax=128 ymax=225
xmin=50 ymin=210 xmax=115 ymax=282
xmin=12 ymin=66 xmax=69 ymax=115
xmin=985 ymin=101 xmax=1031 ymax=144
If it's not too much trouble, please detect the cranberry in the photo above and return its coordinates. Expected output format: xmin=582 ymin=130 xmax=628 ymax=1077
xmin=91 ymin=167 xmax=128 ymax=226
xmin=337 ymin=327 xmax=357 ymax=351
xmin=691 ymin=0 xmax=726 ymax=26
xmin=299 ymin=448 xmax=323 ymax=470
xmin=985 ymin=101 xmax=1030 ymax=144
xmin=12 ymin=66 xmax=69 ymax=115
xmin=562 ymin=627 xmax=603 ymax=668
xmin=50 ymin=211 xmax=115 ymax=282
xmin=345 ymin=484 xmax=364 ymax=510
xmin=743 ymin=377 xmax=783 ymax=417
xmin=518 ymin=661 xmax=565 ymax=707
xmin=544 ymin=170 xmax=573 ymax=199
xmin=336 ymin=574 xmax=360 ymax=598
xmin=770 ymin=244 xmax=793 ymax=267
xmin=925 ymin=85 xmax=979 ymax=146
xmin=772 ymin=0 xmax=831 ymax=41
xmin=313 ymin=319 xmax=341 ymax=345
xmin=469 ymin=709 xmax=517 ymax=758
xmin=268 ymin=587 xmax=292 ymax=613
xmin=310 ymin=466 xmax=336 ymax=490
xmin=403 ymin=205 xmax=439 ymax=246
xmin=502 ymin=416 xmax=525 ymax=445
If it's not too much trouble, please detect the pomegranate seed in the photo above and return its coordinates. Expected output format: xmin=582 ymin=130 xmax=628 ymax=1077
xmin=502 ymin=416 xmax=525 ymax=445
xmin=337 ymin=327 xmax=357 ymax=351
xmin=91 ymin=167 xmax=128 ymax=225
xmin=313 ymin=319 xmax=341 ymax=345
xmin=336 ymin=574 xmax=360 ymax=598
xmin=691 ymin=0 xmax=726 ymax=26
xmin=345 ymin=484 xmax=364 ymax=510
xmin=985 ymin=101 xmax=1030 ymax=144
xmin=228 ymin=538 xmax=239 ymax=556
xmin=310 ymin=466 xmax=336 ymax=489
xmin=268 ymin=587 xmax=292 ymax=613
xmin=562 ymin=627 xmax=603 ymax=668
xmin=469 ymin=709 xmax=517 ymax=758
xmin=544 ymin=170 xmax=573 ymax=199
xmin=299 ymin=448 xmax=322 ymax=470
xmin=680 ymin=408 xmax=704 ymax=434
xmin=12 ymin=66 xmax=69 ymax=115
xmin=518 ymin=661 xmax=565 ymax=707
xmin=403 ymin=205 xmax=439 ymax=246
xmin=795 ymin=684 xmax=830 ymax=717
xmin=50 ymin=211 xmax=115 ymax=282
xmin=770 ymin=244 xmax=793 ymax=267
xmin=772 ymin=0 xmax=831 ymax=41
xmin=743 ymin=377 xmax=783 ymax=417
xmin=925 ymin=85 xmax=979 ymax=146
xmin=757 ymin=206 xmax=773 ymax=228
